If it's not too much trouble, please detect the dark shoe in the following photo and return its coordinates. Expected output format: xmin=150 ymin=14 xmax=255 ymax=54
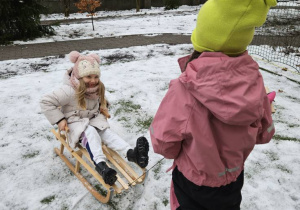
xmin=95 ymin=161 xmax=117 ymax=186
xmin=127 ymin=136 xmax=149 ymax=168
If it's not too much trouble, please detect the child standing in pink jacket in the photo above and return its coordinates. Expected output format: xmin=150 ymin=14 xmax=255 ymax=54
xmin=150 ymin=0 xmax=277 ymax=209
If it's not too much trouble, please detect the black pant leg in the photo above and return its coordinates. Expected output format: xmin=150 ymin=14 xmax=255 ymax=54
xmin=172 ymin=167 xmax=244 ymax=210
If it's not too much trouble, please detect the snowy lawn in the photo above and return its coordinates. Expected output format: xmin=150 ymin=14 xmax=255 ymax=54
xmin=12 ymin=3 xmax=300 ymax=45
xmin=1 ymin=3 xmax=300 ymax=210
xmin=0 ymin=44 xmax=300 ymax=210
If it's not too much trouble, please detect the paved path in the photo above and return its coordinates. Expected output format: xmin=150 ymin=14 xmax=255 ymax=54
xmin=1 ymin=33 xmax=299 ymax=61
xmin=0 ymin=34 xmax=191 ymax=61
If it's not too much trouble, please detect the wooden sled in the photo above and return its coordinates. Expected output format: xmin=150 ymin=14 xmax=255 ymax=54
xmin=51 ymin=129 xmax=147 ymax=203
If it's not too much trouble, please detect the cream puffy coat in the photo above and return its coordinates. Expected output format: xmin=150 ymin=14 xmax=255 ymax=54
xmin=40 ymin=70 xmax=109 ymax=148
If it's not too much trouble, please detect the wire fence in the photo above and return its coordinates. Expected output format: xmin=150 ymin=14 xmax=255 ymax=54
xmin=248 ymin=1 xmax=300 ymax=72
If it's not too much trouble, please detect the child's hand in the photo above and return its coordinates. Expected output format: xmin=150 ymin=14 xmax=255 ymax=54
xmin=58 ymin=119 xmax=68 ymax=131
xmin=100 ymin=107 xmax=111 ymax=119
xmin=267 ymin=91 xmax=276 ymax=104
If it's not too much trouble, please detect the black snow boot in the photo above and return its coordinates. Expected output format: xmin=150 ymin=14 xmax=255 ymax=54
xmin=127 ymin=136 xmax=149 ymax=168
xmin=95 ymin=161 xmax=117 ymax=186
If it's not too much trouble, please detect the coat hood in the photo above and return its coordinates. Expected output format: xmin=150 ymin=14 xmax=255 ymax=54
xmin=62 ymin=69 xmax=72 ymax=86
xmin=178 ymin=51 xmax=265 ymax=125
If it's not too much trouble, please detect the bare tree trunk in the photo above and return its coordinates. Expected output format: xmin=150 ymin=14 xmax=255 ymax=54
xmin=91 ymin=15 xmax=94 ymax=31
xmin=136 ymin=0 xmax=140 ymax=12
xmin=63 ymin=0 xmax=70 ymax=17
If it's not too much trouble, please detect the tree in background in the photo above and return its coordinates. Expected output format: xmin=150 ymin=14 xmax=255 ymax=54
xmin=63 ymin=0 xmax=71 ymax=17
xmin=164 ymin=0 xmax=180 ymax=10
xmin=136 ymin=0 xmax=140 ymax=12
xmin=75 ymin=0 xmax=101 ymax=31
xmin=0 ymin=0 xmax=54 ymax=45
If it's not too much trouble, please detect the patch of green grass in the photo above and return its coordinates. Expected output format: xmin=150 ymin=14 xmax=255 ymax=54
xmin=264 ymin=150 xmax=279 ymax=161
xmin=28 ymin=131 xmax=42 ymax=138
xmin=40 ymin=195 xmax=55 ymax=204
xmin=103 ymin=53 xmax=135 ymax=65
xmin=0 ymin=143 xmax=9 ymax=147
xmin=113 ymin=99 xmax=153 ymax=133
xmin=153 ymin=202 xmax=158 ymax=210
xmin=153 ymin=161 xmax=163 ymax=180
xmin=114 ymin=100 xmax=141 ymax=116
xmin=117 ymin=117 xmax=133 ymax=129
xmin=94 ymin=184 xmax=107 ymax=196
xmin=23 ymin=151 xmax=39 ymax=159
xmin=59 ymin=203 xmax=69 ymax=210
xmin=117 ymin=116 xmax=129 ymax=122
xmin=106 ymin=200 xmax=118 ymax=210
xmin=107 ymin=89 xmax=116 ymax=93
xmin=0 ymin=165 xmax=6 ymax=172
xmin=288 ymin=123 xmax=300 ymax=128
xmin=286 ymin=95 xmax=300 ymax=102
xmin=244 ymin=172 xmax=252 ymax=179
xmin=102 ymin=63 xmax=113 ymax=66
xmin=163 ymin=52 xmax=175 ymax=56
xmin=162 ymin=197 xmax=169 ymax=206
xmin=160 ymin=83 xmax=169 ymax=91
xmin=135 ymin=116 xmax=153 ymax=132
xmin=275 ymin=120 xmax=288 ymax=124
xmin=276 ymin=164 xmax=292 ymax=174
xmin=272 ymin=134 xmax=300 ymax=142
xmin=46 ymin=134 xmax=53 ymax=141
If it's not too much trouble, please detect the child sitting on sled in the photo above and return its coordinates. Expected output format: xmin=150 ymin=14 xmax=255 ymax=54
xmin=40 ymin=51 xmax=149 ymax=186
xmin=150 ymin=0 xmax=277 ymax=209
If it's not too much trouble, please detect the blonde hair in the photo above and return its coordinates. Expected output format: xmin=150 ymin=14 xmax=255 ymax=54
xmin=76 ymin=78 xmax=107 ymax=110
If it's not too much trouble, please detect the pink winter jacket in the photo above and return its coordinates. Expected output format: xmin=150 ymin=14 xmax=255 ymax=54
xmin=150 ymin=51 xmax=275 ymax=188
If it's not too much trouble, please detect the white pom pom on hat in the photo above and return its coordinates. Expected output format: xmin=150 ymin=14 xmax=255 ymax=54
xmin=89 ymin=53 xmax=101 ymax=64
xmin=69 ymin=51 xmax=101 ymax=79
xmin=69 ymin=51 xmax=81 ymax=63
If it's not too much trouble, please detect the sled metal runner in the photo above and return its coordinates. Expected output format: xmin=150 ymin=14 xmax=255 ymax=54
xmin=51 ymin=129 xmax=147 ymax=203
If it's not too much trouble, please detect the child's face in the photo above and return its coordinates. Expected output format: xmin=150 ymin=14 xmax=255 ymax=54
xmin=82 ymin=74 xmax=99 ymax=88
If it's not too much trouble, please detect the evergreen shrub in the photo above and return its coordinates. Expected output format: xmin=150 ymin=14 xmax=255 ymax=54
xmin=164 ymin=0 xmax=180 ymax=10
xmin=0 ymin=0 xmax=54 ymax=45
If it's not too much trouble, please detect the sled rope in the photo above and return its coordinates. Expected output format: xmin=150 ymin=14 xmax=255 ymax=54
xmin=128 ymin=157 xmax=165 ymax=187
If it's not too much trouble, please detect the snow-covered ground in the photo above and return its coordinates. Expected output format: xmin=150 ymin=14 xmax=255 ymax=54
xmin=12 ymin=2 xmax=300 ymax=45
xmin=1 ymin=5 xmax=300 ymax=210
xmin=15 ymin=6 xmax=200 ymax=44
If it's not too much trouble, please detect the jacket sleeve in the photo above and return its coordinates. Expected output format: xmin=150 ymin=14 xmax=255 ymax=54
xmin=40 ymin=85 xmax=72 ymax=125
xmin=149 ymin=79 xmax=191 ymax=159
xmin=256 ymin=94 xmax=275 ymax=144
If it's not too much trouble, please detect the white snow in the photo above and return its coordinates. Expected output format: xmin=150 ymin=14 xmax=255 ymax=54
xmin=1 ymin=5 xmax=300 ymax=210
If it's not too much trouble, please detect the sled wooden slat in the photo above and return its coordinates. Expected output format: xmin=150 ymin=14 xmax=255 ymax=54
xmin=75 ymin=150 xmax=82 ymax=173
xmin=51 ymin=128 xmax=147 ymax=203
xmin=77 ymin=145 xmax=128 ymax=191
xmin=106 ymin=147 xmax=146 ymax=184
xmin=60 ymin=143 xmax=64 ymax=154
xmin=79 ymin=143 xmax=142 ymax=187
xmin=105 ymin=162 xmax=129 ymax=190
xmin=102 ymin=145 xmax=136 ymax=186
xmin=73 ymin=151 xmax=122 ymax=194
xmin=54 ymin=147 xmax=113 ymax=203
xmin=52 ymin=130 xmax=74 ymax=152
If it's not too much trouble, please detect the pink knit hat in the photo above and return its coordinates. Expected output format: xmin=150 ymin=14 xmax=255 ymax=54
xmin=69 ymin=51 xmax=101 ymax=79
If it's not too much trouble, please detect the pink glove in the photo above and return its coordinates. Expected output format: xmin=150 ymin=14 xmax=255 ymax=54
xmin=267 ymin=91 xmax=276 ymax=104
